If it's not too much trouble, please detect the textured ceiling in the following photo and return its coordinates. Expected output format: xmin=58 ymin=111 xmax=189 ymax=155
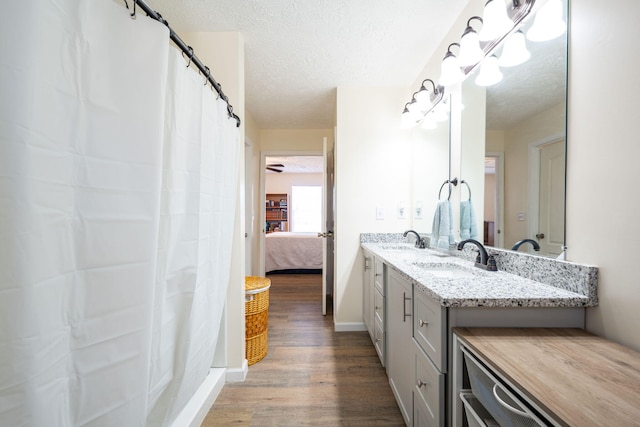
xmin=143 ymin=0 xmax=470 ymax=129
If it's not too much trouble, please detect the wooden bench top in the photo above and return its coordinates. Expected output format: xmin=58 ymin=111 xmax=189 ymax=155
xmin=454 ymin=327 xmax=640 ymax=427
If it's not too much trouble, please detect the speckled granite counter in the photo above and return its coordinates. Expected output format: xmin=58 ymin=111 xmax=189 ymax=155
xmin=361 ymin=233 xmax=598 ymax=308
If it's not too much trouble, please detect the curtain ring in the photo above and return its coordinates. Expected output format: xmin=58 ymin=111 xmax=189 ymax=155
xmin=182 ymin=46 xmax=194 ymax=68
xmin=202 ymin=66 xmax=211 ymax=86
xmin=130 ymin=0 xmax=136 ymax=19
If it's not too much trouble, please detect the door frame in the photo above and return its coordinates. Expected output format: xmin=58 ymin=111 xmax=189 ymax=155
xmin=259 ymin=150 xmax=323 ymax=276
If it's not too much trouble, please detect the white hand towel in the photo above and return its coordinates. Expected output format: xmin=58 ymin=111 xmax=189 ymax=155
xmin=431 ymin=200 xmax=454 ymax=250
xmin=460 ymin=199 xmax=478 ymax=240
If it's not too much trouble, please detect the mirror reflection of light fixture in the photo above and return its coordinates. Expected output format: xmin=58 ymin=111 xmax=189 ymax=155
xmin=475 ymin=55 xmax=503 ymax=86
xmin=498 ymin=30 xmax=531 ymax=67
xmin=439 ymin=43 xmax=463 ymax=87
xmin=526 ymin=0 xmax=565 ymax=42
xmin=400 ymin=79 xmax=444 ymax=129
xmin=421 ymin=115 xmax=437 ymax=130
xmin=458 ymin=17 xmax=485 ymax=67
xmin=478 ymin=0 xmax=514 ymax=42
xmin=432 ymin=103 xmax=449 ymax=123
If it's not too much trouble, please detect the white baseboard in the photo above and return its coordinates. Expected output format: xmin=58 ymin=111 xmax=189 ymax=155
xmin=225 ymin=359 xmax=248 ymax=383
xmin=171 ymin=368 xmax=226 ymax=427
xmin=334 ymin=322 xmax=367 ymax=332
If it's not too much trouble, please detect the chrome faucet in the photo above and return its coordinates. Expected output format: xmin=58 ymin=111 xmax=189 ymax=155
xmin=403 ymin=229 xmax=426 ymax=249
xmin=512 ymin=239 xmax=541 ymax=252
xmin=457 ymin=239 xmax=498 ymax=271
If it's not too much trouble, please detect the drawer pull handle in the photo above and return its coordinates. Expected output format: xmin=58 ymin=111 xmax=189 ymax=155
xmin=375 ymin=338 xmax=381 ymax=343
xmin=492 ymin=384 xmax=531 ymax=418
xmin=417 ymin=379 xmax=428 ymax=388
xmin=403 ymin=292 xmax=412 ymax=322
xmin=375 ymin=306 xmax=382 ymax=311
xmin=419 ymin=319 xmax=429 ymax=327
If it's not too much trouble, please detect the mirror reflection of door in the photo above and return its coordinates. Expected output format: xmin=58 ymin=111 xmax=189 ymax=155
xmin=536 ymin=139 xmax=565 ymax=256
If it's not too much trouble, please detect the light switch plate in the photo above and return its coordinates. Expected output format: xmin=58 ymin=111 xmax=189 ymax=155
xmin=397 ymin=203 xmax=407 ymax=219
xmin=376 ymin=206 xmax=385 ymax=220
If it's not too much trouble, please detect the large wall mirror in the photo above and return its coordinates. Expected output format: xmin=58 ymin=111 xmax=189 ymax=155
xmin=411 ymin=95 xmax=451 ymax=235
xmin=460 ymin=0 xmax=568 ymax=258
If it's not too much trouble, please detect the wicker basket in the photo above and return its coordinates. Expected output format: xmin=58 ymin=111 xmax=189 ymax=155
xmin=245 ymin=276 xmax=271 ymax=365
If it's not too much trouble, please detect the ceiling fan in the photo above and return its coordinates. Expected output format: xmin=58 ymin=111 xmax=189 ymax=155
xmin=266 ymin=163 xmax=284 ymax=173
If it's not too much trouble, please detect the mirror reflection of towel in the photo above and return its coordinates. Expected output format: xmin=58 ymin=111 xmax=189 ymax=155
xmin=460 ymin=200 xmax=478 ymax=240
xmin=431 ymin=200 xmax=454 ymax=250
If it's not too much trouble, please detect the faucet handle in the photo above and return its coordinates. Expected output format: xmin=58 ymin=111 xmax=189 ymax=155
xmin=487 ymin=254 xmax=498 ymax=271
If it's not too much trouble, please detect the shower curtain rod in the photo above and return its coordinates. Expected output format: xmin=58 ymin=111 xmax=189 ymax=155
xmin=128 ymin=0 xmax=241 ymax=128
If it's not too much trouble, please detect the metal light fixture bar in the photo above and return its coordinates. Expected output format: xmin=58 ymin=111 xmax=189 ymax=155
xmin=401 ymin=0 xmax=536 ymax=129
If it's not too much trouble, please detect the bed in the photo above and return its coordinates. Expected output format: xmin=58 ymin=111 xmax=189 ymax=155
xmin=265 ymin=232 xmax=323 ymax=273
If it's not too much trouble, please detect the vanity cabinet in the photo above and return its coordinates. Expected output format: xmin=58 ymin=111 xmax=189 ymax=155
xmin=387 ymin=269 xmax=414 ymax=425
xmin=387 ymin=270 xmax=446 ymax=427
xmin=363 ymin=250 xmax=386 ymax=366
xmin=362 ymin=250 xmax=374 ymax=339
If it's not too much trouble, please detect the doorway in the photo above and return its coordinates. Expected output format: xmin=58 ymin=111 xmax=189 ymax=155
xmin=260 ymin=150 xmax=335 ymax=315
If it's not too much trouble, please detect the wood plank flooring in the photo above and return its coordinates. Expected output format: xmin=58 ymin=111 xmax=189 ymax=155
xmin=201 ymin=273 xmax=405 ymax=426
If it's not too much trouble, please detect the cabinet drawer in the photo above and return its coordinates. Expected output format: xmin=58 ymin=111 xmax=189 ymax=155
xmin=374 ymin=258 xmax=384 ymax=294
xmin=374 ymin=316 xmax=385 ymax=366
xmin=462 ymin=347 xmax=546 ymax=427
xmin=413 ymin=289 xmax=446 ymax=371
xmin=414 ymin=343 xmax=445 ymax=427
xmin=374 ymin=288 xmax=385 ymax=325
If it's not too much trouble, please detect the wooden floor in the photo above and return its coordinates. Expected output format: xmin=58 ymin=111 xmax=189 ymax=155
xmin=201 ymin=273 xmax=405 ymax=426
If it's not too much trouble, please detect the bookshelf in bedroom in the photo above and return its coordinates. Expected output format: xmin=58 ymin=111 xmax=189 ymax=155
xmin=266 ymin=193 xmax=288 ymax=233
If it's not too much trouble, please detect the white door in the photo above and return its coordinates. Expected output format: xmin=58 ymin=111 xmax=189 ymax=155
xmin=537 ymin=140 xmax=565 ymax=256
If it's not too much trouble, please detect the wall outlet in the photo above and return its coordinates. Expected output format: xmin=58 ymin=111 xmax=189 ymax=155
xmin=376 ymin=206 xmax=385 ymax=220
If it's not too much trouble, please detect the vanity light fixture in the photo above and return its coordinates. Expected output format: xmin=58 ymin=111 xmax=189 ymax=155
xmin=400 ymin=103 xmax=419 ymax=129
xmin=478 ymin=0 xmax=514 ymax=42
xmin=498 ymin=30 xmax=531 ymax=67
xmin=526 ymin=0 xmax=565 ymax=41
xmin=414 ymin=80 xmax=434 ymax=110
xmin=475 ymin=55 xmax=503 ymax=86
xmin=457 ymin=17 xmax=485 ymax=67
xmin=439 ymin=43 xmax=464 ymax=87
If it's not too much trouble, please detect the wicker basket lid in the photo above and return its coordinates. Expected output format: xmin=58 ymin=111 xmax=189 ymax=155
xmin=245 ymin=276 xmax=271 ymax=294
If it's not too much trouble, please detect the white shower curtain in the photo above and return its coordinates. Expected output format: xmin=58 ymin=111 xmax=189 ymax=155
xmin=146 ymin=49 xmax=239 ymax=425
xmin=0 ymin=1 xmax=239 ymax=425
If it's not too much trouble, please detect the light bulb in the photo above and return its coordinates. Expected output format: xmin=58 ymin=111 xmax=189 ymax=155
xmin=414 ymin=87 xmax=431 ymax=110
xmin=478 ymin=0 xmax=514 ymax=42
xmin=499 ymin=30 xmax=531 ymax=67
xmin=401 ymin=108 xmax=418 ymax=129
xmin=475 ymin=55 xmax=503 ymax=86
xmin=527 ymin=0 xmax=565 ymax=42
xmin=439 ymin=51 xmax=463 ymax=87
xmin=458 ymin=27 xmax=485 ymax=67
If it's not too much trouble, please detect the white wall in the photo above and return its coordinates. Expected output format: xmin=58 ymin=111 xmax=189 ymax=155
xmin=335 ymin=86 xmax=414 ymax=328
xmin=566 ymin=0 xmax=640 ymax=351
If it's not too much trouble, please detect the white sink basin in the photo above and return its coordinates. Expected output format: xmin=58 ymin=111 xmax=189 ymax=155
xmin=413 ymin=262 xmax=477 ymax=279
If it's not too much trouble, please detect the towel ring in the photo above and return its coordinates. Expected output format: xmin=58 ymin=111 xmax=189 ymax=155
xmin=461 ymin=180 xmax=472 ymax=201
xmin=438 ymin=177 xmax=458 ymax=200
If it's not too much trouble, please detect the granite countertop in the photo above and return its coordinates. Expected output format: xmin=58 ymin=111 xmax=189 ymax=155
xmin=361 ymin=241 xmax=593 ymax=308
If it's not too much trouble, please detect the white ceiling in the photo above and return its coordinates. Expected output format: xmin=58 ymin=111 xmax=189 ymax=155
xmin=144 ymin=0 xmax=471 ymax=129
